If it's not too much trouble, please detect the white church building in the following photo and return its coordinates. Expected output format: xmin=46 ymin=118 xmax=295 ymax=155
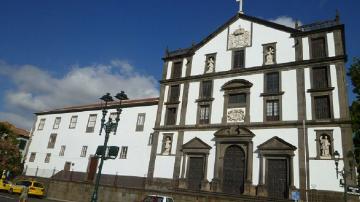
xmin=24 ymin=7 xmax=354 ymax=200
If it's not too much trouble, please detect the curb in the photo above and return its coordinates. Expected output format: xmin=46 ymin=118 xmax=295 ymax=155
xmin=47 ymin=197 xmax=79 ymax=202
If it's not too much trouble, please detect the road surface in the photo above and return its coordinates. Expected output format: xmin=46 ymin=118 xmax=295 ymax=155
xmin=0 ymin=192 xmax=60 ymax=202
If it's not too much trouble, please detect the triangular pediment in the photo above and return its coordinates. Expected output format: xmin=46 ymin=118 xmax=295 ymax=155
xmin=258 ymin=136 xmax=296 ymax=151
xmin=182 ymin=137 xmax=211 ymax=150
xmin=163 ymin=13 xmax=299 ymax=60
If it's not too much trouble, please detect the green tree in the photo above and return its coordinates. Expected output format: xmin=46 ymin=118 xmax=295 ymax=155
xmin=348 ymin=57 xmax=360 ymax=185
xmin=0 ymin=123 xmax=23 ymax=178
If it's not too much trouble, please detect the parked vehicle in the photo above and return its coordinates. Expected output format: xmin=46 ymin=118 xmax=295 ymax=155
xmin=0 ymin=179 xmax=11 ymax=192
xmin=143 ymin=195 xmax=174 ymax=202
xmin=9 ymin=179 xmax=46 ymax=197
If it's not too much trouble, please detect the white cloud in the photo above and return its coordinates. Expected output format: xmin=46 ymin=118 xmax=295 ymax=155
xmin=0 ymin=60 xmax=159 ymax=130
xmin=0 ymin=111 xmax=35 ymax=130
xmin=270 ymin=16 xmax=302 ymax=28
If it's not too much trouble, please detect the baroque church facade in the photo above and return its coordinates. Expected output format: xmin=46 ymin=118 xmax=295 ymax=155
xmin=24 ymin=11 xmax=354 ymax=200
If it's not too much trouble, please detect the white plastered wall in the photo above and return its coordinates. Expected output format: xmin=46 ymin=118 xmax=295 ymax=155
xmin=251 ymin=128 xmax=299 ymax=188
xmin=25 ymin=104 xmax=158 ymax=178
xmin=307 ymin=127 xmax=343 ymax=191
xmin=153 ymin=131 xmax=178 ymax=178
xmin=180 ymin=131 xmax=217 ymax=181
xmin=191 ymin=18 xmax=295 ymax=76
xmin=282 ymin=70 xmax=298 ymax=121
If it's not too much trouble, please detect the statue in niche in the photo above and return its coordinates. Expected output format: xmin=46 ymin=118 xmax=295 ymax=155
xmin=320 ymin=135 xmax=331 ymax=158
xmin=206 ymin=56 xmax=215 ymax=73
xmin=264 ymin=46 xmax=275 ymax=65
xmin=163 ymin=136 xmax=172 ymax=155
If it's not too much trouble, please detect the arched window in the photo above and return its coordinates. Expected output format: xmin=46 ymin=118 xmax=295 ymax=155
xmin=221 ymin=79 xmax=252 ymax=123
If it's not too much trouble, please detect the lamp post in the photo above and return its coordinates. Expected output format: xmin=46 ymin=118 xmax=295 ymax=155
xmin=333 ymin=150 xmax=356 ymax=202
xmin=90 ymin=91 xmax=128 ymax=202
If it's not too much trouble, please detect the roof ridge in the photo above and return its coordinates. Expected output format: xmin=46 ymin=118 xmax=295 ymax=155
xmin=35 ymin=97 xmax=159 ymax=115
xmin=164 ymin=13 xmax=300 ymax=60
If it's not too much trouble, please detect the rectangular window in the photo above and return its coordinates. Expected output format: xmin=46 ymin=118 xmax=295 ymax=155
xmin=165 ymin=107 xmax=177 ymax=125
xmin=18 ymin=139 xmax=27 ymax=150
xmin=314 ymin=95 xmax=331 ymax=119
xmin=201 ymin=81 xmax=212 ymax=98
xmin=228 ymin=93 xmax=246 ymax=107
xmin=119 ymin=146 xmax=128 ymax=159
xmin=37 ymin=119 xmax=46 ymax=130
xmin=29 ymin=152 xmax=36 ymax=162
xmin=53 ymin=117 xmax=61 ymax=129
xmin=80 ymin=146 xmax=88 ymax=157
xmin=312 ymin=67 xmax=329 ymax=89
xmin=44 ymin=153 xmax=51 ymax=163
xmin=69 ymin=116 xmax=78 ymax=129
xmin=199 ymin=104 xmax=210 ymax=124
xmin=233 ymin=50 xmax=245 ymax=69
xmin=136 ymin=113 xmax=146 ymax=131
xmin=86 ymin=114 xmax=97 ymax=133
xmin=265 ymin=72 xmax=280 ymax=93
xmin=266 ymin=100 xmax=280 ymax=121
xmin=148 ymin=133 xmax=154 ymax=145
xmin=59 ymin=145 xmax=66 ymax=156
xmin=311 ymin=37 xmax=326 ymax=59
xmin=169 ymin=85 xmax=180 ymax=102
xmin=171 ymin=62 xmax=182 ymax=79
xmin=47 ymin=133 xmax=57 ymax=149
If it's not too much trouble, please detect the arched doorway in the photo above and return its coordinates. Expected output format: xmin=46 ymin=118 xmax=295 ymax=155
xmin=222 ymin=145 xmax=246 ymax=194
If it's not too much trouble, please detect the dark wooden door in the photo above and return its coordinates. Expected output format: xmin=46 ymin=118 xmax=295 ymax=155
xmin=187 ymin=157 xmax=204 ymax=190
xmin=266 ymin=159 xmax=289 ymax=199
xmin=64 ymin=162 xmax=71 ymax=172
xmin=222 ymin=145 xmax=245 ymax=194
xmin=87 ymin=157 xmax=98 ymax=181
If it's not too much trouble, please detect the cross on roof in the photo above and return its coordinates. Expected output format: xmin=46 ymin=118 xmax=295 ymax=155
xmin=236 ymin=0 xmax=244 ymax=14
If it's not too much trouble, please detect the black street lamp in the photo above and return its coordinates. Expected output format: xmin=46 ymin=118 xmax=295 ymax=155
xmin=90 ymin=92 xmax=128 ymax=202
xmin=333 ymin=150 xmax=355 ymax=202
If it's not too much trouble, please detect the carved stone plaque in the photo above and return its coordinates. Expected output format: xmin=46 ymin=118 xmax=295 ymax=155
xmin=227 ymin=108 xmax=245 ymax=123
xmin=228 ymin=27 xmax=251 ymax=50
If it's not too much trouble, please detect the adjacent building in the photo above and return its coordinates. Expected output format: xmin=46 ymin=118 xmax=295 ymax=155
xmin=0 ymin=121 xmax=30 ymax=162
xmin=24 ymin=11 xmax=354 ymax=200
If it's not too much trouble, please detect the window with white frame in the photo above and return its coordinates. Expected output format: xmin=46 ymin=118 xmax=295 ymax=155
xmin=136 ymin=113 xmax=146 ymax=131
xmin=47 ymin=133 xmax=57 ymax=149
xmin=53 ymin=117 xmax=61 ymax=129
xmin=59 ymin=145 xmax=66 ymax=156
xmin=44 ymin=153 xmax=51 ymax=163
xmin=69 ymin=116 xmax=78 ymax=129
xmin=29 ymin=152 xmax=36 ymax=162
xmin=148 ymin=133 xmax=154 ymax=145
xmin=119 ymin=146 xmax=128 ymax=159
xmin=80 ymin=146 xmax=88 ymax=157
xmin=266 ymin=100 xmax=280 ymax=121
xmin=86 ymin=114 xmax=97 ymax=133
xmin=38 ymin=119 xmax=46 ymax=130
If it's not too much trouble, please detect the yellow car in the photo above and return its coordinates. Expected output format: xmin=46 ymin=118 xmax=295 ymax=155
xmin=0 ymin=179 xmax=11 ymax=192
xmin=9 ymin=179 xmax=46 ymax=197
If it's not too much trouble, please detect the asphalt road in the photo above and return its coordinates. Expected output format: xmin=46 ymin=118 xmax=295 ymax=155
xmin=0 ymin=192 xmax=59 ymax=202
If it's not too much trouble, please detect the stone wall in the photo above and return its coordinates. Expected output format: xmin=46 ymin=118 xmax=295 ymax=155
xmin=23 ymin=175 xmax=359 ymax=202
xmin=46 ymin=180 xmax=293 ymax=202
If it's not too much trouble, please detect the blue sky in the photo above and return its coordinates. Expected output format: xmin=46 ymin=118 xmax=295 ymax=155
xmin=0 ymin=0 xmax=359 ymax=129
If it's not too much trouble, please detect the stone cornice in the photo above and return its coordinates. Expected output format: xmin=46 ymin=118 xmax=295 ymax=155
xmin=159 ymin=55 xmax=346 ymax=84
xmin=154 ymin=119 xmax=352 ymax=131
